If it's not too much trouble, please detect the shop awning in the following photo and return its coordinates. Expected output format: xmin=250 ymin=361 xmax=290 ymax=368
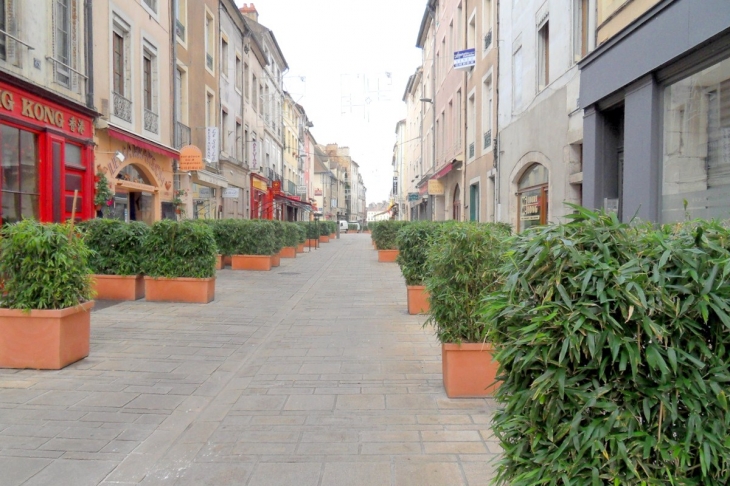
xmin=433 ymin=162 xmax=454 ymax=179
xmin=275 ymin=193 xmax=312 ymax=211
xmin=107 ymin=126 xmax=180 ymax=160
xmin=193 ymin=170 xmax=229 ymax=188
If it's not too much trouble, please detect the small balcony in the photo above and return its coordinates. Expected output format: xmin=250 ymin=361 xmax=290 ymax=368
xmin=144 ymin=109 xmax=159 ymax=134
xmin=113 ymin=91 xmax=132 ymax=123
xmin=173 ymin=121 xmax=191 ymax=149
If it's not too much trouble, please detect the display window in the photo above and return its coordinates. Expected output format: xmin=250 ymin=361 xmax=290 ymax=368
xmin=517 ymin=163 xmax=548 ymax=232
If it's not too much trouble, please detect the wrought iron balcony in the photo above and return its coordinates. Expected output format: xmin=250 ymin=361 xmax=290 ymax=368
xmin=173 ymin=121 xmax=191 ymax=149
xmin=113 ymin=91 xmax=132 ymax=123
xmin=483 ymin=129 xmax=491 ymax=149
xmin=144 ymin=109 xmax=159 ymax=134
xmin=484 ymin=29 xmax=493 ymax=51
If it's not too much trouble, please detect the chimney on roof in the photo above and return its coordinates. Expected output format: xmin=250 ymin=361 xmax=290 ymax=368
xmin=240 ymin=3 xmax=259 ymax=22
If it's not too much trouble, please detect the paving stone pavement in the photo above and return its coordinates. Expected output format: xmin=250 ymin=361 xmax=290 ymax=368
xmin=0 ymin=233 xmax=500 ymax=485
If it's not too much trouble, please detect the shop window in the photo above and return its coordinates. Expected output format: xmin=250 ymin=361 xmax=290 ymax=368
xmin=662 ymin=56 xmax=730 ymax=222
xmin=1 ymin=126 xmax=39 ymax=224
xmin=117 ymin=164 xmax=151 ymax=185
xmin=517 ymin=163 xmax=548 ymax=232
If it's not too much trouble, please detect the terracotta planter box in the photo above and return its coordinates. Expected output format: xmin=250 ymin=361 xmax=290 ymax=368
xmin=442 ymin=343 xmax=500 ymax=398
xmin=319 ymin=235 xmax=330 ymax=243
xmin=271 ymin=253 xmax=281 ymax=267
xmin=0 ymin=301 xmax=95 ymax=370
xmin=306 ymin=239 xmax=319 ymax=247
xmin=232 ymin=255 xmax=271 ymax=271
xmin=407 ymin=285 xmax=430 ymax=315
xmin=223 ymin=256 xmax=232 ymax=267
xmin=280 ymin=247 xmax=297 ymax=258
xmin=329 ymin=233 xmax=336 ymax=239
xmin=92 ymin=274 xmax=144 ymax=301
xmin=296 ymin=243 xmax=305 ymax=253
xmin=144 ymin=277 xmax=215 ymax=304
xmin=378 ymin=249 xmax=399 ymax=262
xmin=215 ymin=255 xmax=223 ymax=270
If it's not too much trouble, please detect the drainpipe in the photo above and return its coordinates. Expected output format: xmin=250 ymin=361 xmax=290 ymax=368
xmin=172 ymin=0 xmax=180 ymax=198
xmin=84 ymin=0 xmax=94 ymax=110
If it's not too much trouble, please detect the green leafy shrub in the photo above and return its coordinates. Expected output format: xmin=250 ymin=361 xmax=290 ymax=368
xmin=396 ymin=221 xmax=443 ymax=286
xmin=142 ymin=220 xmax=216 ymax=279
xmin=230 ymin=220 xmax=277 ymax=256
xmin=0 ymin=220 xmax=93 ymax=310
xmin=297 ymin=221 xmax=320 ymax=239
xmin=283 ymin=222 xmax=301 ymax=248
xmin=348 ymin=223 xmax=359 ymax=231
xmin=270 ymin=220 xmax=286 ymax=253
xmin=372 ymin=220 xmax=409 ymax=250
xmin=319 ymin=221 xmax=332 ymax=237
xmin=294 ymin=224 xmax=306 ymax=244
xmin=482 ymin=207 xmax=730 ymax=485
xmin=201 ymin=219 xmax=239 ymax=256
xmin=425 ymin=222 xmax=511 ymax=343
xmin=81 ymin=219 xmax=149 ymax=276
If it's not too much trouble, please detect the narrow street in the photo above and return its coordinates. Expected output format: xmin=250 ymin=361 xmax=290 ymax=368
xmin=0 ymin=234 xmax=499 ymax=486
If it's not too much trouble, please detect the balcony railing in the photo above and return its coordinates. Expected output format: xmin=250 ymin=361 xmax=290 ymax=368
xmin=173 ymin=121 xmax=191 ymax=149
xmin=113 ymin=91 xmax=132 ymax=122
xmin=469 ymin=142 xmax=475 ymax=159
xmin=46 ymin=56 xmax=87 ymax=96
xmin=144 ymin=109 xmax=159 ymax=134
xmin=206 ymin=53 xmax=213 ymax=71
xmin=286 ymin=180 xmax=297 ymax=195
xmin=483 ymin=129 xmax=491 ymax=150
xmin=484 ymin=29 xmax=493 ymax=51
xmin=175 ymin=19 xmax=186 ymax=42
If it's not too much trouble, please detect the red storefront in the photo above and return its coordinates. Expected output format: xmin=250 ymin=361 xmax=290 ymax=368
xmin=0 ymin=78 xmax=95 ymax=224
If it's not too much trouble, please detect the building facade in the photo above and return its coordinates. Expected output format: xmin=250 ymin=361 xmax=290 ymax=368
xmin=580 ymin=0 xmax=730 ymax=224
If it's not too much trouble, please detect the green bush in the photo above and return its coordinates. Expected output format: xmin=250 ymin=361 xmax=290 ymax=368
xmin=372 ymin=220 xmax=408 ymax=250
xmin=0 ymin=220 xmax=93 ymax=310
xmin=319 ymin=221 xmax=332 ymax=237
xmin=482 ymin=207 xmax=730 ymax=485
xmin=81 ymin=219 xmax=149 ymax=276
xmin=142 ymin=220 xmax=217 ymax=279
xmin=283 ymin=222 xmax=301 ymax=248
xmin=203 ymin=219 xmax=240 ymax=256
xmin=425 ymin=222 xmax=511 ymax=343
xmin=230 ymin=220 xmax=277 ymax=256
xmin=294 ymin=224 xmax=306 ymax=244
xmin=396 ymin=221 xmax=443 ymax=286
xmin=297 ymin=221 xmax=320 ymax=239
xmin=270 ymin=220 xmax=286 ymax=253
xmin=348 ymin=223 xmax=359 ymax=231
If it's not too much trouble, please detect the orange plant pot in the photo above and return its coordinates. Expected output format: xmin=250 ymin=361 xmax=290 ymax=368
xmin=442 ymin=343 xmax=500 ymax=398
xmin=280 ymin=247 xmax=297 ymax=258
xmin=271 ymin=253 xmax=281 ymax=267
xmin=0 ymin=301 xmax=94 ymax=370
xmin=144 ymin=277 xmax=215 ymax=304
xmin=319 ymin=235 xmax=330 ymax=243
xmin=306 ymin=239 xmax=319 ymax=247
xmin=406 ymin=285 xmax=430 ymax=315
xmin=223 ymin=256 xmax=232 ymax=267
xmin=92 ymin=274 xmax=145 ymax=301
xmin=378 ymin=249 xmax=399 ymax=262
xmin=296 ymin=243 xmax=305 ymax=253
xmin=215 ymin=255 xmax=223 ymax=270
xmin=329 ymin=233 xmax=336 ymax=239
xmin=232 ymin=255 xmax=272 ymax=271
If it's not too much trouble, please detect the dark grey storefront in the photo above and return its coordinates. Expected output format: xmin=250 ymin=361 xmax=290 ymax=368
xmin=580 ymin=0 xmax=730 ymax=223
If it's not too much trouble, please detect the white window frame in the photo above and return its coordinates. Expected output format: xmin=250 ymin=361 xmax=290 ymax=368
xmin=175 ymin=62 xmax=189 ymax=125
xmin=235 ymin=51 xmax=242 ymax=93
xmin=111 ymin=10 xmax=133 ymax=125
xmin=204 ymin=7 xmax=215 ymax=76
xmin=141 ymin=0 xmax=158 ymax=18
xmin=141 ymin=37 xmax=159 ymax=136
xmin=537 ymin=17 xmax=550 ymax=92
xmin=175 ymin=0 xmax=188 ymax=47
xmin=220 ymin=32 xmax=229 ymax=80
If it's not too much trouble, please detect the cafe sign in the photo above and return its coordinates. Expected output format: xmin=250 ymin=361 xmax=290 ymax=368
xmin=428 ymin=179 xmax=444 ymax=196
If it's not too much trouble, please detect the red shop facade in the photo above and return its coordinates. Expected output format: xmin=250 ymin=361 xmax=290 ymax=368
xmin=0 ymin=78 xmax=95 ymax=224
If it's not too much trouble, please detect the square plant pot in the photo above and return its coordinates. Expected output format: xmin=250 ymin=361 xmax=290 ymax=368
xmin=271 ymin=253 xmax=281 ymax=267
xmin=280 ymin=247 xmax=296 ymax=259
xmin=0 ymin=301 xmax=95 ymax=369
xmin=92 ymin=275 xmax=145 ymax=301
xmin=296 ymin=243 xmax=305 ymax=253
xmin=329 ymin=233 xmax=336 ymax=239
xmin=223 ymin=256 xmax=232 ymax=267
xmin=216 ymin=255 xmax=223 ymax=270
xmin=144 ymin=277 xmax=215 ymax=304
xmin=378 ymin=249 xmax=399 ymax=262
xmin=306 ymin=239 xmax=319 ymax=247
xmin=319 ymin=235 xmax=330 ymax=243
xmin=442 ymin=343 xmax=500 ymax=398
xmin=406 ymin=285 xmax=430 ymax=315
xmin=232 ymin=255 xmax=272 ymax=271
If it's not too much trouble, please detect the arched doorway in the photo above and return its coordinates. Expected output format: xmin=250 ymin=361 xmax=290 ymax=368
xmin=452 ymin=184 xmax=461 ymax=221
xmin=517 ymin=163 xmax=548 ymax=232
xmin=110 ymin=164 xmax=156 ymax=224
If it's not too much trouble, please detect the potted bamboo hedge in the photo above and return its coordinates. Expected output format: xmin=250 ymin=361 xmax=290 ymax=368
xmin=396 ymin=221 xmax=443 ymax=314
xmin=142 ymin=220 xmax=217 ymax=303
xmin=230 ymin=220 xmax=277 ymax=271
xmin=294 ymin=224 xmax=306 ymax=253
xmin=270 ymin=221 xmax=286 ymax=266
xmin=373 ymin=220 xmax=408 ymax=262
xmin=319 ymin=221 xmax=331 ymax=243
xmin=298 ymin=221 xmax=320 ymax=248
xmin=482 ymin=207 xmax=730 ymax=484
xmin=0 ymin=220 xmax=95 ymax=369
xmin=280 ymin=223 xmax=300 ymax=258
xmin=82 ymin=219 xmax=149 ymax=301
xmin=424 ymin=222 xmax=511 ymax=397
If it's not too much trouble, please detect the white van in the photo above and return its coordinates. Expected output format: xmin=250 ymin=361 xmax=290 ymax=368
xmin=339 ymin=220 xmax=349 ymax=231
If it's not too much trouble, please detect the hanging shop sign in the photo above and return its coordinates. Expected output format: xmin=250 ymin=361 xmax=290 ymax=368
xmin=252 ymin=178 xmax=268 ymax=192
xmin=454 ymin=48 xmax=476 ymax=69
xmin=206 ymin=127 xmax=219 ymax=163
xmin=223 ymin=187 xmax=240 ymax=198
xmin=428 ymin=179 xmax=444 ymax=196
xmin=314 ymin=188 xmax=323 ymax=196
xmin=179 ymin=145 xmax=204 ymax=171
xmin=408 ymin=192 xmax=420 ymax=202
xmin=297 ymin=185 xmax=306 ymax=195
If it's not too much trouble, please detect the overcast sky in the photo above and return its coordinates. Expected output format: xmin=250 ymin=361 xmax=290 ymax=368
xmin=235 ymin=0 xmax=424 ymax=204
